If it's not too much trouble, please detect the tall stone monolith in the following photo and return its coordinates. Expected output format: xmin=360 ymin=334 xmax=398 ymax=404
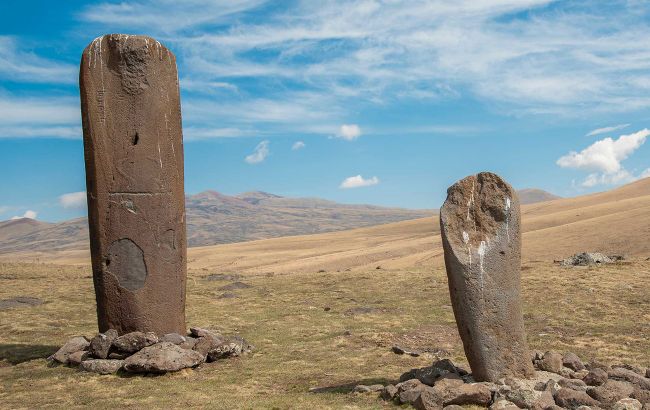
xmin=440 ymin=172 xmax=534 ymax=382
xmin=80 ymin=34 xmax=186 ymax=335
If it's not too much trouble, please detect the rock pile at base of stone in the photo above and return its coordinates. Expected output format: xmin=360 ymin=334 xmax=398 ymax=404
xmin=560 ymin=252 xmax=624 ymax=266
xmin=353 ymin=352 xmax=649 ymax=409
xmin=47 ymin=327 xmax=253 ymax=375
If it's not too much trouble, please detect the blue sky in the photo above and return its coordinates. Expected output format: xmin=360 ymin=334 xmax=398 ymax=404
xmin=1 ymin=0 xmax=650 ymax=222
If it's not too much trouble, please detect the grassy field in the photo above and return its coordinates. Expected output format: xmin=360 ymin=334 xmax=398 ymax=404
xmin=1 ymin=259 xmax=648 ymax=409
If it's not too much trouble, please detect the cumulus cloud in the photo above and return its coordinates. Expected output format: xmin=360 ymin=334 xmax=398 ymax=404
xmin=245 ymin=140 xmax=270 ymax=164
xmin=0 ymin=36 xmax=77 ymax=84
xmin=337 ymin=124 xmax=362 ymax=141
xmin=59 ymin=191 xmax=87 ymax=209
xmin=11 ymin=210 xmax=37 ymax=220
xmin=557 ymin=128 xmax=650 ymax=187
xmin=586 ymin=124 xmax=630 ymax=137
xmin=292 ymin=141 xmax=306 ymax=150
xmin=339 ymin=175 xmax=379 ymax=189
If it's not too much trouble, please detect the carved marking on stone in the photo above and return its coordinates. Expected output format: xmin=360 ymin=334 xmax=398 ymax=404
xmin=105 ymin=239 xmax=148 ymax=291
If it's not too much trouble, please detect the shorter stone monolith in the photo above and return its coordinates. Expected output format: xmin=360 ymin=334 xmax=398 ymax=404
xmin=440 ymin=172 xmax=534 ymax=382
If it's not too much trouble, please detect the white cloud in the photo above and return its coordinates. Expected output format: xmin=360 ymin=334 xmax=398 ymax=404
xmin=0 ymin=36 xmax=76 ymax=84
xmin=59 ymin=192 xmax=87 ymax=209
xmin=245 ymin=140 xmax=270 ymax=164
xmin=640 ymin=168 xmax=650 ymax=179
xmin=557 ymin=128 xmax=650 ymax=187
xmin=0 ymin=95 xmax=80 ymax=139
xmin=292 ymin=141 xmax=306 ymax=150
xmin=339 ymin=175 xmax=379 ymax=189
xmin=586 ymin=124 xmax=630 ymax=137
xmin=11 ymin=210 xmax=37 ymax=220
xmin=337 ymin=124 xmax=362 ymax=141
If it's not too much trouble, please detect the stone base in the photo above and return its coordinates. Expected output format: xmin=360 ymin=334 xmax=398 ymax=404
xmin=48 ymin=326 xmax=253 ymax=375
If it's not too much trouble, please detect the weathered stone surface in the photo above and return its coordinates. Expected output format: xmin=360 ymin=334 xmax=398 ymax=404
xmin=613 ymin=398 xmax=643 ymax=410
xmin=161 ymin=333 xmax=186 ymax=345
xmin=123 ymin=342 xmax=204 ymax=373
xmin=608 ymin=367 xmax=650 ymax=390
xmin=381 ymin=384 xmax=398 ymax=401
xmin=554 ymin=388 xmax=601 ymax=409
xmin=68 ymin=350 xmax=90 ymax=366
xmin=444 ymin=383 xmax=492 ymax=406
xmin=397 ymin=379 xmax=429 ymax=404
xmin=89 ymin=329 xmax=118 ymax=359
xmin=440 ymin=172 xmax=534 ymax=382
xmin=189 ymin=327 xmax=221 ymax=338
xmin=559 ymin=378 xmax=588 ymax=391
xmin=632 ymin=387 xmax=650 ymax=404
xmin=563 ymin=352 xmax=586 ymax=371
xmin=48 ymin=336 xmax=89 ymax=364
xmin=80 ymin=34 xmax=187 ymax=335
xmin=538 ymin=351 xmax=563 ymax=373
xmin=588 ymin=380 xmax=635 ymax=406
xmin=413 ymin=389 xmax=443 ymax=410
xmin=206 ymin=336 xmax=253 ymax=361
xmin=113 ymin=331 xmax=158 ymax=353
xmin=490 ymin=398 xmax=521 ymax=409
xmin=79 ymin=359 xmax=123 ymax=374
xmin=584 ymin=368 xmax=609 ymax=386
xmin=192 ymin=334 xmax=224 ymax=357
xmin=179 ymin=336 xmax=198 ymax=350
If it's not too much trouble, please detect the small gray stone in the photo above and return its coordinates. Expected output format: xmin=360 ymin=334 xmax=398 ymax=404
xmin=564 ymin=352 xmax=586 ymax=371
xmin=79 ymin=359 xmax=123 ymax=374
xmin=584 ymin=368 xmax=609 ymax=386
xmin=89 ymin=329 xmax=118 ymax=359
xmin=124 ymin=342 xmax=205 ymax=373
xmin=161 ymin=333 xmax=186 ymax=345
xmin=179 ymin=336 xmax=198 ymax=350
xmin=206 ymin=336 xmax=252 ymax=361
xmin=113 ymin=331 xmax=158 ymax=353
xmin=555 ymin=388 xmax=601 ymax=409
xmin=48 ymin=336 xmax=89 ymax=364
xmin=397 ymin=379 xmax=429 ymax=404
xmin=189 ymin=327 xmax=222 ymax=338
xmin=68 ymin=350 xmax=90 ymax=366
xmin=613 ymin=398 xmax=643 ymax=410
xmin=539 ymin=351 xmax=564 ymax=373
xmin=588 ymin=380 xmax=635 ymax=407
xmin=381 ymin=384 xmax=398 ymax=401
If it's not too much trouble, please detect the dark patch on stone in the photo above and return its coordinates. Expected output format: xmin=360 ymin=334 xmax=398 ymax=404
xmin=0 ymin=296 xmax=43 ymax=310
xmin=105 ymin=238 xmax=147 ymax=291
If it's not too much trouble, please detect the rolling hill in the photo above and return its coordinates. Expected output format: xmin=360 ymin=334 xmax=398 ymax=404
xmin=0 ymin=180 xmax=643 ymax=270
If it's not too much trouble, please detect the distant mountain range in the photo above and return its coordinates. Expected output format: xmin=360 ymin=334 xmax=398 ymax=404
xmin=517 ymin=188 xmax=561 ymax=205
xmin=0 ymin=188 xmax=559 ymax=254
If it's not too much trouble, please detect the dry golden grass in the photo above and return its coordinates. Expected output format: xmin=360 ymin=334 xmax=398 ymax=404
xmin=1 ymin=259 xmax=648 ymax=409
xmin=1 ymin=178 xmax=649 ymax=408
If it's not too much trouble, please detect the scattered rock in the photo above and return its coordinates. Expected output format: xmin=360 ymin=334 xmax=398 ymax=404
xmin=443 ymin=405 xmax=463 ymax=410
xmin=613 ymin=364 xmax=646 ymax=376
xmin=444 ymin=383 xmax=492 ymax=406
xmin=539 ymin=351 xmax=564 ymax=373
xmin=113 ymin=332 xmax=158 ymax=353
xmin=561 ymin=252 xmax=615 ymax=266
xmin=189 ymin=327 xmax=221 ymax=338
xmin=79 ymin=359 xmax=123 ymax=374
xmin=193 ymin=334 xmax=225 ymax=357
xmin=88 ymin=329 xmax=118 ymax=359
xmin=631 ymin=387 xmax=650 ymax=405
xmin=179 ymin=336 xmax=199 ymax=350
xmin=0 ymin=296 xmax=43 ymax=310
xmin=160 ymin=333 xmax=186 ymax=345
xmin=563 ymin=352 xmax=586 ymax=371
xmin=588 ymin=380 xmax=635 ymax=406
xmin=490 ymin=399 xmax=521 ymax=409
xmin=559 ymin=378 xmax=588 ymax=391
xmin=572 ymin=369 xmax=590 ymax=380
xmin=48 ymin=336 xmax=89 ymax=364
xmin=381 ymin=384 xmax=398 ymax=401
xmin=107 ymin=352 xmax=129 ymax=360
xmin=608 ymin=367 xmax=650 ymax=390
xmin=217 ymin=292 xmax=238 ymax=299
xmin=397 ymin=378 xmax=429 ymax=404
xmin=584 ymin=368 xmax=609 ymax=386
xmin=554 ymin=388 xmax=601 ymax=409
xmin=613 ymin=398 xmax=643 ymax=410
xmin=352 ymin=384 xmax=383 ymax=393
xmin=204 ymin=273 xmax=240 ymax=281
xmin=68 ymin=350 xmax=90 ymax=366
xmin=207 ymin=336 xmax=253 ymax=361
xmin=400 ymin=359 xmax=464 ymax=386
xmin=392 ymin=345 xmax=420 ymax=357
xmin=123 ymin=342 xmax=205 ymax=373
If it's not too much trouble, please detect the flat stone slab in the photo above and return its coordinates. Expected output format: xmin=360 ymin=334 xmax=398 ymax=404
xmin=123 ymin=342 xmax=205 ymax=373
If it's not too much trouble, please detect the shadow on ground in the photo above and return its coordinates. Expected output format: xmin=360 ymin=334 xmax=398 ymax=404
xmin=0 ymin=344 xmax=59 ymax=365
